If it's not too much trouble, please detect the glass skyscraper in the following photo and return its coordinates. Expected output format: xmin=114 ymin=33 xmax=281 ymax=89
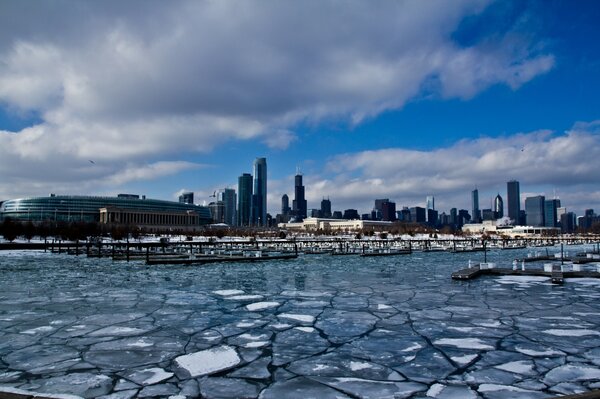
xmin=252 ymin=157 xmax=267 ymax=226
xmin=237 ymin=173 xmax=253 ymax=227
xmin=471 ymin=189 xmax=480 ymax=223
xmin=293 ymin=174 xmax=307 ymax=219
xmin=525 ymin=195 xmax=545 ymax=227
xmin=507 ymin=180 xmax=520 ymax=224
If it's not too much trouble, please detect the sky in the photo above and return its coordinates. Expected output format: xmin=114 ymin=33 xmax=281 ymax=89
xmin=1 ymin=0 xmax=599 ymax=217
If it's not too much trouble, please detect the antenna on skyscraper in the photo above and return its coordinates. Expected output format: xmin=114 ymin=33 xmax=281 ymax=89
xmin=296 ymin=165 xmax=301 ymax=175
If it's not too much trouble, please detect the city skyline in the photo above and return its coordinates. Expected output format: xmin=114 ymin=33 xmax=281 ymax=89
xmin=0 ymin=2 xmax=599 ymax=216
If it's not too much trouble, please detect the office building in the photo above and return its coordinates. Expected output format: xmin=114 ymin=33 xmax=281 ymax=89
xmin=410 ymin=207 xmax=426 ymax=223
xmin=471 ymin=189 xmax=480 ymax=223
xmin=208 ymin=201 xmax=225 ymax=224
xmin=179 ymin=192 xmax=194 ymax=205
xmin=458 ymin=209 xmax=471 ymax=226
xmin=379 ymin=200 xmax=396 ymax=222
xmin=320 ymin=198 xmax=332 ymax=218
xmin=525 ymin=195 xmax=545 ymax=226
xmin=507 ymin=180 xmax=520 ymax=224
xmin=544 ymin=199 xmax=561 ymax=228
xmin=343 ymin=209 xmax=360 ymax=220
xmin=332 ymin=211 xmax=343 ymax=219
xmin=494 ymin=194 xmax=503 ymax=219
xmin=482 ymin=209 xmax=495 ymax=221
xmin=426 ymin=196 xmax=435 ymax=222
xmin=251 ymin=158 xmax=267 ymax=226
xmin=427 ymin=209 xmax=438 ymax=226
xmin=281 ymin=194 xmax=291 ymax=216
xmin=237 ymin=173 xmax=253 ymax=227
xmin=292 ymin=174 xmax=307 ymax=219
xmin=218 ymin=188 xmax=236 ymax=226
xmin=561 ymin=212 xmax=576 ymax=233
xmin=449 ymin=208 xmax=458 ymax=225
xmin=397 ymin=207 xmax=411 ymax=222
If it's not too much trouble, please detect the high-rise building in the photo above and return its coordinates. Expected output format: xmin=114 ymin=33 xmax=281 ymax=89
xmin=561 ymin=212 xmax=576 ymax=233
xmin=471 ymin=189 xmax=480 ymax=223
xmin=251 ymin=157 xmax=267 ymax=226
xmin=449 ymin=208 xmax=458 ymax=225
xmin=281 ymin=194 xmax=291 ymax=216
xmin=343 ymin=209 xmax=360 ymax=220
xmin=380 ymin=200 xmax=396 ymax=222
xmin=427 ymin=209 xmax=438 ymax=226
xmin=208 ymin=201 xmax=225 ymax=224
xmin=544 ymin=199 xmax=561 ymax=227
xmin=320 ymin=198 xmax=332 ymax=218
xmin=410 ymin=207 xmax=426 ymax=223
xmin=426 ymin=195 xmax=435 ymax=222
xmin=218 ymin=188 xmax=236 ymax=226
xmin=525 ymin=195 xmax=545 ymax=226
xmin=292 ymin=174 xmax=307 ymax=219
xmin=494 ymin=194 xmax=503 ymax=219
xmin=179 ymin=192 xmax=194 ymax=205
xmin=237 ymin=173 xmax=253 ymax=226
xmin=507 ymin=180 xmax=520 ymax=224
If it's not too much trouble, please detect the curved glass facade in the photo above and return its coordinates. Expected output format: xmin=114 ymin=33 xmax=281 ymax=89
xmin=0 ymin=195 xmax=211 ymax=225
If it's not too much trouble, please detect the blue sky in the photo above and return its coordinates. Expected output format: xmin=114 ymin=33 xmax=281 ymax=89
xmin=0 ymin=0 xmax=599 ymax=217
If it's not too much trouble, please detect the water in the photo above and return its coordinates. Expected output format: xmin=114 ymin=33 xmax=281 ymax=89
xmin=1 ymin=246 xmax=600 ymax=398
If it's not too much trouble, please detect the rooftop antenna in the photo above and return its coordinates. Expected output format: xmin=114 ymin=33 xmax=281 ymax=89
xmin=296 ymin=165 xmax=301 ymax=175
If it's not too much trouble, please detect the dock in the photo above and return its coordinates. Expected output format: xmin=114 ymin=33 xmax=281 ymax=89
xmin=452 ymin=263 xmax=600 ymax=284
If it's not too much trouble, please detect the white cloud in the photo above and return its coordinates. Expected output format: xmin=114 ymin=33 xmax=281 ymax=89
xmin=305 ymin=122 xmax=600 ymax=215
xmin=0 ymin=1 xmax=556 ymax=200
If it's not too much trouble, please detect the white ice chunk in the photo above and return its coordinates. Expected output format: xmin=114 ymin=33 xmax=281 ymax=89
xmin=350 ymin=361 xmax=373 ymax=371
xmin=246 ymin=301 xmax=280 ymax=311
xmin=514 ymin=346 xmax=564 ymax=357
xmin=21 ymin=326 xmax=54 ymax=334
xmin=213 ymin=289 xmax=245 ymax=296
xmin=244 ymin=341 xmax=270 ymax=348
xmin=494 ymin=360 xmax=534 ymax=375
xmin=377 ymin=304 xmax=392 ymax=310
xmin=226 ymin=294 xmax=264 ymax=301
xmin=433 ymin=338 xmax=494 ymax=350
xmin=450 ymin=354 xmax=477 ymax=366
xmin=543 ymin=329 xmax=600 ymax=337
xmin=401 ymin=342 xmax=424 ymax=352
xmin=295 ymin=327 xmax=315 ymax=333
xmin=88 ymin=326 xmax=147 ymax=336
xmin=278 ymin=313 xmax=315 ymax=323
xmin=426 ymin=383 xmax=444 ymax=397
xmin=174 ymin=346 xmax=241 ymax=377
xmin=478 ymin=384 xmax=537 ymax=393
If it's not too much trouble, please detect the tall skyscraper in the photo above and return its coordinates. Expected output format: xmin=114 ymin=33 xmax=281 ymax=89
xmin=218 ymin=188 xmax=237 ymax=226
xmin=381 ymin=200 xmax=396 ymax=222
xmin=237 ymin=173 xmax=253 ymax=226
xmin=507 ymin=180 xmax=520 ymax=224
xmin=525 ymin=195 xmax=545 ymax=226
xmin=544 ymin=199 xmax=561 ymax=227
xmin=252 ymin=157 xmax=267 ymax=226
xmin=179 ymin=192 xmax=194 ymax=205
xmin=426 ymin=195 xmax=435 ymax=222
xmin=320 ymin=198 xmax=332 ymax=218
xmin=292 ymin=174 xmax=307 ymax=219
xmin=281 ymin=194 xmax=290 ymax=216
xmin=494 ymin=193 xmax=504 ymax=219
xmin=471 ymin=189 xmax=480 ymax=223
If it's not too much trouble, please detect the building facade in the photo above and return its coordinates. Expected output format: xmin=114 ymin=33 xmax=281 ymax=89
xmin=237 ymin=173 xmax=253 ymax=226
xmin=178 ymin=192 xmax=194 ymax=205
xmin=507 ymin=180 xmax=520 ymax=224
xmin=471 ymin=189 xmax=480 ymax=223
xmin=494 ymin=193 xmax=504 ymax=219
xmin=252 ymin=157 xmax=267 ymax=226
xmin=218 ymin=188 xmax=237 ymax=226
xmin=525 ymin=195 xmax=546 ymax=227
xmin=544 ymin=199 xmax=561 ymax=228
xmin=292 ymin=174 xmax=307 ymax=219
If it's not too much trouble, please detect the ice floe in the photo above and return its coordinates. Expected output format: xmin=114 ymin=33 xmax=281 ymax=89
xmin=433 ymin=338 xmax=494 ymax=350
xmin=174 ymin=346 xmax=241 ymax=378
xmin=246 ymin=301 xmax=280 ymax=311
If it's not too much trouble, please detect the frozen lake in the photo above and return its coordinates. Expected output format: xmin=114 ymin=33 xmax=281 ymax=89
xmin=1 ymin=246 xmax=600 ymax=398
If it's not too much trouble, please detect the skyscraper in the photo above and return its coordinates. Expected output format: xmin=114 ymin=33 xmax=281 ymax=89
xmin=179 ymin=192 xmax=194 ymax=205
xmin=237 ymin=173 xmax=253 ymax=226
xmin=494 ymin=193 xmax=504 ymax=219
xmin=252 ymin=157 xmax=267 ymax=226
xmin=507 ymin=180 xmax=520 ymax=224
xmin=471 ymin=189 xmax=480 ymax=223
xmin=218 ymin=188 xmax=237 ymax=226
xmin=281 ymin=194 xmax=290 ymax=216
xmin=426 ymin=195 xmax=435 ymax=222
xmin=292 ymin=174 xmax=307 ymax=219
xmin=525 ymin=195 xmax=545 ymax=226
xmin=320 ymin=198 xmax=332 ymax=218
xmin=544 ymin=199 xmax=561 ymax=227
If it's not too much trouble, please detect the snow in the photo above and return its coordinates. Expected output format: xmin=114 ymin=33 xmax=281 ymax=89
xmin=433 ymin=338 xmax=494 ymax=350
xmin=543 ymin=329 xmax=600 ymax=337
xmin=246 ymin=301 xmax=280 ymax=311
xmin=278 ymin=313 xmax=316 ymax=323
xmin=174 ymin=346 xmax=241 ymax=377
xmin=125 ymin=367 xmax=174 ymax=385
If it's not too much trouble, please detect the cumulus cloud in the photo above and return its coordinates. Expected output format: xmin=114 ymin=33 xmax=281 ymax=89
xmin=304 ymin=122 xmax=600 ymax=214
xmin=0 ymin=0 xmax=555 ymax=199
